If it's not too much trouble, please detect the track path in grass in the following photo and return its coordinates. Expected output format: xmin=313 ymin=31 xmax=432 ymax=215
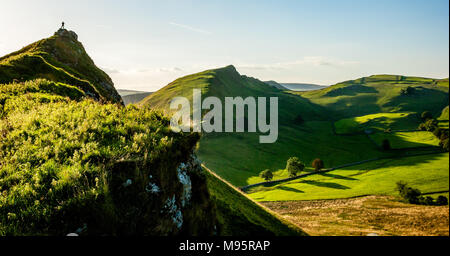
xmin=239 ymin=150 xmax=445 ymax=192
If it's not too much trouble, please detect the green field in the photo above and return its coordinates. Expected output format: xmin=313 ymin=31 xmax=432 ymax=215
xmin=369 ymin=131 xmax=440 ymax=149
xmin=334 ymin=112 xmax=418 ymax=134
xmin=247 ymin=153 xmax=449 ymax=201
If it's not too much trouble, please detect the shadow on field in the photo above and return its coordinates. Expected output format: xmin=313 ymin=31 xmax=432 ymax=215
xmin=276 ymin=186 xmax=304 ymax=193
xmin=319 ymin=172 xmax=358 ymax=181
xmin=299 ymin=180 xmax=351 ymax=190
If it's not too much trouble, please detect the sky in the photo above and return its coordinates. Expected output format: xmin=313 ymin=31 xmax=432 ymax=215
xmin=0 ymin=0 xmax=448 ymax=91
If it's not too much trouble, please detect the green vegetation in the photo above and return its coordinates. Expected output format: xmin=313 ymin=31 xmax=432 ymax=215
xmin=0 ymin=29 xmax=122 ymax=104
xmin=397 ymin=181 xmax=448 ymax=206
xmin=334 ymin=112 xmax=418 ymax=134
xmin=286 ymin=157 xmax=305 ymax=177
xmin=259 ymin=170 xmax=274 ymax=181
xmin=297 ymin=75 xmax=449 ymax=119
xmin=141 ymin=70 xmax=448 ymax=192
xmin=369 ymin=131 xmax=440 ymax=149
xmin=204 ymin=169 xmax=305 ymax=236
xmin=0 ymin=78 xmax=215 ymax=235
xmin=1 ymin=36 xmax=305 ymax=236
xmin=247 ymin=153 xmax=449 ymax=201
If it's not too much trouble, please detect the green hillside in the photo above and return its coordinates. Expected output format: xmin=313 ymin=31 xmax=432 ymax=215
xmin=297 ymin=75 xmax=449 ymax=119
xmin=0 ymin=29 xmax=122 ymax=104
xmin=141 ymin=69 xmax=448 ymax=191
xmin=204 ymin=167 xmax=305 ymax=236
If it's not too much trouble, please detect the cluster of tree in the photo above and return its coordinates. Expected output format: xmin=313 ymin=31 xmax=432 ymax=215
xmin=418 ymin=111 xmax=449 ymax=151
xmin=259 ymin=157 xmax=325 ymax=181
xmin=396 ymin=181 xmax=448 ymax=206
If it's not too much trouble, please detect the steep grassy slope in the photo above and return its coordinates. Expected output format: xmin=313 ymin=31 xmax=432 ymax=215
xmin=204 ymin=168 xmax=305 ymax=236
xmin=0 ymin=29 xmax=122 ymax=104
xmin=141 ymin=66 xmax=340 ymax=186
xmin=0 ymin=79 xmax=219 ymax=236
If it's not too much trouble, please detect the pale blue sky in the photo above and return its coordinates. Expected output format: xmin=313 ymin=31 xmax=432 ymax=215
xmin=1 ymin=0 xmax=448 ymax=91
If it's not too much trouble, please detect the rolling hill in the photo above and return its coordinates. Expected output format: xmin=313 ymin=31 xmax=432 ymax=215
xmin=140 ymin=68 xmax=449 ymax=202
xmin=296 ymin=75 xmax=449 ymax=119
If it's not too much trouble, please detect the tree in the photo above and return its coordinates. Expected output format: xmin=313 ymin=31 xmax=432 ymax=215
xmin=382 ymin=139 xmax=391 ymax=150
xmin=259 ymin=169 xmax=273 ymax=182
xmin=436 ymin=196 xmax=449 ymax=206
xmin=421 ymin=111 xmax=433 ymax=121
xmin=396 ymin=181 xmax=421 ymax=204
xmin=286 ymin=157 xmax=305 ymax=177
xmin=312 ymin=158 xmax=324 ymax=171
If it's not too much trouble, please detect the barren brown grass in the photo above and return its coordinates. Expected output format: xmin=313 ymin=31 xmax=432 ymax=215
xmin=263 ymin=196 xmax=449 ymax=236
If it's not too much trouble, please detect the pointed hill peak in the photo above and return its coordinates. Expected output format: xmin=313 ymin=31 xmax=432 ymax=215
xmin=0 ymin=29 xmax=123 ymax=104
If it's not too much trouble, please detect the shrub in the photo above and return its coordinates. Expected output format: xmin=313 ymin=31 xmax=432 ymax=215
xmin=396 ymin=181 xmax=421 ymax=204
xmin=436 ymin=196 xmax=449 ymax=206
xmin=259 ymin=169 xmax=274 ymax=182
xmin=312 ymin=158 xmax=324 ymax=171
xmin=286 ymin=157 xmax=305 ymax=177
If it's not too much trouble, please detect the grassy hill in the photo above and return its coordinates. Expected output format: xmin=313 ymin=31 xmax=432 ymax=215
xmin=141 ymin=69 xmax=448 ymax=190
xmin=204 ymin=167 xmax=305 ymax=236
xmin=297 ymin=75 xmax=449 ymax=119
xmin=0 ymin=29 xmax=122 ymax=104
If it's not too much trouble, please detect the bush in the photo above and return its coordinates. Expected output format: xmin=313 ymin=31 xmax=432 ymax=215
xmin=436 ymin=196 xmax=449 ymax=206
xmin=286 ymin=157 xmax=305 ymax=177
xmin=396 ymin=181 xmax=421 ymax=204
xmin=312 ymin=158 xmax=324 ymax=171
xmin=259 ymin=169 xmax=274 ymax=182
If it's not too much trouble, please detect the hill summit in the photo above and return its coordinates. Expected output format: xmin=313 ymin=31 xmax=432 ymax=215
xmin=0 ymin=28 xmax=122 ymax=104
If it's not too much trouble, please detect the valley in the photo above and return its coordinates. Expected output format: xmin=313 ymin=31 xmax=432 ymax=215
xmin=140 ymin=66 xmax=449 ymax=236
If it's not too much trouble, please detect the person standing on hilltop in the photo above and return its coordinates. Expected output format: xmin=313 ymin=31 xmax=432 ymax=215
xmin=61 ymin=21 xmax=65 ymax=29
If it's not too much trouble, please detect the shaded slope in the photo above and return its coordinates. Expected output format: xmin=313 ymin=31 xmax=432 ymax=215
xmin=0 ymin=29 xmax=122 ymax=104
xmin=204 ymin=167 xmax=306 ymax=236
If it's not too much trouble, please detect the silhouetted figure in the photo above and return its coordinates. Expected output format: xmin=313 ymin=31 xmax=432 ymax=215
xmin=61 ymin=22 xmax=65 ymax=29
